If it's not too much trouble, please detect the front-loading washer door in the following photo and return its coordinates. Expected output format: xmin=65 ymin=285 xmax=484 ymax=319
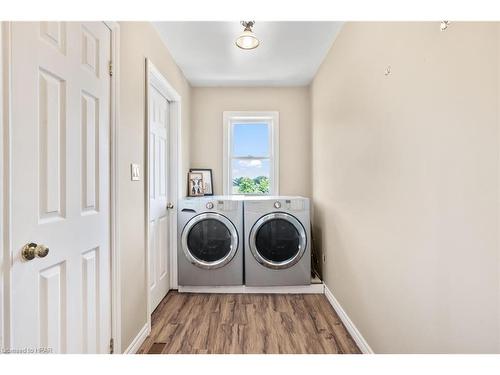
xmin=181 ymin=212 xmax=239 ymax=269
xmin=249 ymin=212 xmax=307 ymax=270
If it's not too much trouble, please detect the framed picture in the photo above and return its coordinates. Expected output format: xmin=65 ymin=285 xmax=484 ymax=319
xmin=187 ymin=172 xmax=204 ymax=197
xmin=189 ymin=168 xmax=214 ymax=196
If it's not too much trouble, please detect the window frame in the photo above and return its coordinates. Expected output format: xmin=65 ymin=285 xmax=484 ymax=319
xmin=223 ymin=111 xmax=279 ymax=196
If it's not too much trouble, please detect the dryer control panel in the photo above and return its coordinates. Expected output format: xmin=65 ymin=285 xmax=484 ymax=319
xmin=289 ymin=199 xmax=305 ymax=210
xmin=275 ymin=199 xmax=305 ymax=211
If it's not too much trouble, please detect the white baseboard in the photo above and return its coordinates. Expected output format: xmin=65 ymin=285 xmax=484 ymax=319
xmin=178 ymin=283 xmax=325 ymax=294
xmin=324 ymin=285 xmax=374 ymax=354
xmin=124 ymin=323 xmax=150 ymax=354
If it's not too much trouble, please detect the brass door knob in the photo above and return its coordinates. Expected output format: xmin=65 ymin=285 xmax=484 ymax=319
xmin=22 ymin=243 xmax=49 ymax=261
xmin=37 ymin=244 xmax=50 ymax=258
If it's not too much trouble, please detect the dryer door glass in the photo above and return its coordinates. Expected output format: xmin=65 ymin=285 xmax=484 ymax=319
xmin=187 ymin=219 xmax=233 ymax=262
xmin=255 ymin=218 xmax=301 ymax=262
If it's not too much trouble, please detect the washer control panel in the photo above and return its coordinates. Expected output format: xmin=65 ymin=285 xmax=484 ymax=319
xmin=203 ymin=200 xmax=239 ymax=211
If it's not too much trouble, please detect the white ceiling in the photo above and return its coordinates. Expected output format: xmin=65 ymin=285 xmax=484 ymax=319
xmin=153 ymin=22 xmax=343 ymax=87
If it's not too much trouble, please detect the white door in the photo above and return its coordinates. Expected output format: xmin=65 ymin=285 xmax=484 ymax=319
xmin=148 ymin=79 xmax=170 ymax=311
xmin=10 ymin=22 xmax=111 ymax=353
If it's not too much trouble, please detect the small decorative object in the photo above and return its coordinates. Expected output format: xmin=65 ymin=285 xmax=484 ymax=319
xmin=440 ymin=21 xmax=450 ymax=31
xmin=188 ymin=172 xmax=204 ymax=197
xmin=384 ymin=65 xmax=391 ymax=76
xmin=189 ymin=168 xmax=214 ymax=196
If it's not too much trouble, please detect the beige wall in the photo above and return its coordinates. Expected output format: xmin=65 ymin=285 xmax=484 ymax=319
xmin=117 ymin=21 xmax=500 ymax=354
xmin=0 ymin=24 xmax=4 ymax=349
xmin=311 ymin=22 xmax=500 ymax=353
xmin=190 ymin=87 xmax=311 ymax=197
xmin=118 ymin=22 xmax=191 ymax=351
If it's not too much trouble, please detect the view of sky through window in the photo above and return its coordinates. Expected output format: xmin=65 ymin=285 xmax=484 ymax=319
xmin=232 ymin=122 xmax=270 ymax=194
xmin=233 ymin=123 xmax=269 ymax=156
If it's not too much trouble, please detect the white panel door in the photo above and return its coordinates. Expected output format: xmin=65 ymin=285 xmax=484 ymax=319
xmin=148 ymin=83 xmax=170 ymax=311
xmin=10 ymin=22 xmax=111 ymax=353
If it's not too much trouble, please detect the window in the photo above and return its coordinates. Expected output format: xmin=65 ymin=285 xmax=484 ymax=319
xmin=223 ymin=111 xmax=279 ymax=195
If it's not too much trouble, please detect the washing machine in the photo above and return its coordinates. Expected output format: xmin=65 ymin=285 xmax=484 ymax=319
xmin=178 ymin=196 xmax=243 ymax=286
xmin=244 ymin=196 xmax=311 ymax=286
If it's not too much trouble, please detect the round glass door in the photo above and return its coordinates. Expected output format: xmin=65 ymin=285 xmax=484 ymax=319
xmin=181 ymin=213 xmax=238 ymax=269
xmin=249 ymin=213 xmax=307 ymax=269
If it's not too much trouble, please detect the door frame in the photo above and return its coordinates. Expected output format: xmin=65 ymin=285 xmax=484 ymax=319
xmin=144 ymin=59 xmax=181 ymax=323
xmin=104 ymin=21 xmax=121 ymax=355
xmin=0 ymin=21 xmax=121 ymax=354
xmin=0 ymin=21 xmax=10 ymax=350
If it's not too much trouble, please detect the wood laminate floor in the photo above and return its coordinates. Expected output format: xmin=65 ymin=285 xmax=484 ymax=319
xmin=138 ymin=292 xmax=361 ymax=354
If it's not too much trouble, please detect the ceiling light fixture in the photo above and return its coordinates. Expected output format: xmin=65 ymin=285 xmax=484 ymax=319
xmin=235 ymin=21 xmax=260 ymax=50
xmin=440 ymin=21 xmax=450 ymax=31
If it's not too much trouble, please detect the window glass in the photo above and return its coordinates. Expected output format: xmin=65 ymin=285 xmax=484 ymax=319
xmin=225 ymin=112 xmax=277 ymax=196
xmin=231 ymin=159 xmax=270 ymax=194
xmin=187 ymin=219 xmax=232 ymax=262
xmin=233 ymin=123 xmax=269 ymax=157
xmin=255 ymin=219 xmax=301 ymax=262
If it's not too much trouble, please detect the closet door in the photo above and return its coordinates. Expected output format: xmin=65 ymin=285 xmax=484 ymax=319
xmin=10 ymin=22 xmax=111 ymax=353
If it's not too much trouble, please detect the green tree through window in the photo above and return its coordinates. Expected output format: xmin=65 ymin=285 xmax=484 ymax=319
xmin=233 ymin=176 xmax=270 ymax=194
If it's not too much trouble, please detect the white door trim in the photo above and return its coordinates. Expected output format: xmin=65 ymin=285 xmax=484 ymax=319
xmin=0 ymin=22 xmax=2 ymax=350
xmin=145 ymin=59 xmax=181 ymax=324
xmin=0 ymin=21 xmax=12 ymax=351
xmin=1 ymin=21 xmax=13 ymax=352
xmin=1 ymin=21 xmax=120 ymax=354
xmin=104 ymin=21 xmax=121 ymax=355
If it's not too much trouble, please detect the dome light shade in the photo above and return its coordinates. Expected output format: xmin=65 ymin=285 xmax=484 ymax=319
xmin=235 ymin=21 xmax=260 ymax=50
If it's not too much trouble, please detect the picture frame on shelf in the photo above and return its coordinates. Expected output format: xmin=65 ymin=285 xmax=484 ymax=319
xmin=189 ymin=168 xmax=214 ymax=196
xmin=187 ymin=172 xmax=204 ymax=197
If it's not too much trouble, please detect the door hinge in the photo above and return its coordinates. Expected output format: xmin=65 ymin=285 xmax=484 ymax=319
xmin=109 ymin=338 xmax=114 ymax=354
xmin=109 ymin=61 xmax=113 ymax=77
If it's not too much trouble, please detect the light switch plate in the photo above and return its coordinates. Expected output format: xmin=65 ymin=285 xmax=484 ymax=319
xmin=131 ymin=163 xmax=140 ymax=181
